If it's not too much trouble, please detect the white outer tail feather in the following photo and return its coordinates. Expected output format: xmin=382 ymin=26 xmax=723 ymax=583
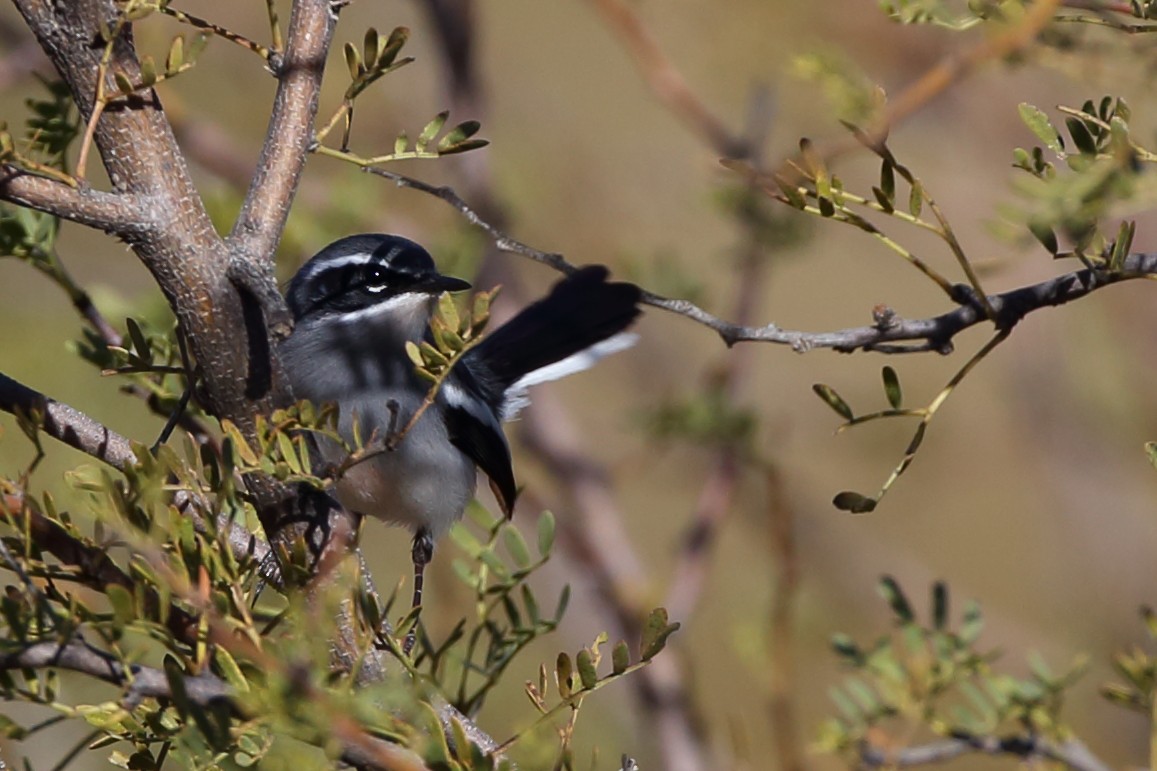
xmin=500 ymin=332 xmax=638 ymax=420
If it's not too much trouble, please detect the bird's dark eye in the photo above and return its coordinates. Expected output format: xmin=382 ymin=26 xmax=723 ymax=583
xmin=362 ymin=264 xmax=390 ymax=292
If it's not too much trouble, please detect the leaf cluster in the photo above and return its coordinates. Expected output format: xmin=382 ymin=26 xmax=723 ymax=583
xmin=819 ymin=577 xmax=1086 ymax=760
xmin=1012 ymin=97 xmax=1149 ymax=261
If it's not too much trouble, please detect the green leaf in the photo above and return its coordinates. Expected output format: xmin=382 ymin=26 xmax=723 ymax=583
xmin=1028 ymin=221 xmax=1058 ymax=255
xmin=812 ymin=383 xmax=853 ymax=421
xmin=166 ymin=36 xmax=185 ymax=73
xmin=932 ymin=582 xmax=948 ymax=630
xmin=554 ymin=584 xmax=571 ymax=622
xmin=878 ymin=575 xmax=914 ymax=623
xmin=363 ymin=27 xmax=380 ymax=69
xmin=908 ymin=182 xmax=923 ymax=217
xmin=125 ymin=317 xmax=151 ymax=362
xmin=556 ymin=652 xmax=573 ymax=698
xmin=880 ymin=159 xmax=896 ymax=200
xmin=1109 ymin=220 xmax=1135 ymax=272
xmin=830 ymin=633 xmax=864 ymax=664
xmin=139 ymin=56 xmax=157 ymax=87
xmin=576 ymin=648 xmax=598 ymax=690
xmin=214 ymin=647 xmax=249 ymax=692
xmin=114 ymin=72 xmax=134 ymax=95
xmin=404 ymin=340 xmax=424 ymax=368
xmin=437 ymin=120 xmax=482 ymax=153
xmin=612 ymin=641 xmax=630 ymax=674
xmin=503 ymin=526 xmax=531 ymax=568
xmin=1146 ymin=441 xmax=1157 ymax=470
xmin=882 ymin=366 xmax=902 ymax=409
xmin=833 ymin=491 xmax=876 ymax=513
xmin=343 ymin=42 xmax=363 ymax=80
xmin=417 ymin=111 xmax=449 ymax=153
xmin=1017 ymin=103 xmax=1063 ymax=153
xmin=871 ymin=186 xmax=894 ymax=213
xmin=640 ymin=607 xmax=680 ymax=660
xmin=435 ymin=138 xmax=488 ymax=156
xmin=774 ymin=175 xmax=806 ymax=209
xmin=436 ymin=291 xmax=460 ymax=336
xmin=521 ymin=584 xmax=541 ymax=625
xmin=379 ymin=27 xmax=410 ymax=69
xmin=394 ymin=130 xmax=408 ymax=155
xmin=1066 ymin=116 xmax=1098 ymax=155
xmin=537 ymin=510 xmax=556 ymax=557
xmin=107 ymin=584 xmax=134 ymax=628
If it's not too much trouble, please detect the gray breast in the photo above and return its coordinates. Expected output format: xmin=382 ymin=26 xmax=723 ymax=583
xmin=279 ymin=303 xmax=478 ymax=535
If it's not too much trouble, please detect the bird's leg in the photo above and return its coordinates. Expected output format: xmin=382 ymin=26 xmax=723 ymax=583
xmin=404 ymin=528 xmax=433 ymax=655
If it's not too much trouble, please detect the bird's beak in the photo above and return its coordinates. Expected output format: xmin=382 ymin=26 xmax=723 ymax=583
xmin=419 ymin=273 xmax=472 ymax=294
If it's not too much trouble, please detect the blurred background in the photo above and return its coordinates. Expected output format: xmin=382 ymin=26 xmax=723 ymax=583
xmin=3 ymin=1 xmax=1157 ymax=768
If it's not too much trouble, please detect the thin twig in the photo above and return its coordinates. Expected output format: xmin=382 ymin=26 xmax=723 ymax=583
xmin=363 ymin=165 xmax=1157 ymax=353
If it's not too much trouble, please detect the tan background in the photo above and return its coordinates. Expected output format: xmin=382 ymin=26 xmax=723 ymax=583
xmin=2 ymin=1 xmax=1156 ymax=768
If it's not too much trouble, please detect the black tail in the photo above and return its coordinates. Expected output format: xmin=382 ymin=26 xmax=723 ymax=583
xmin=465 ymin=266 xmax=641 ymax=402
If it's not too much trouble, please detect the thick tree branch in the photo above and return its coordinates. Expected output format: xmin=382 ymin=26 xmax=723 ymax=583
xmin=0 ymin=166 xmax=153 ymax=234
xmin=0 ymin=639 xmax=425 ymax=770
xmin=229 ymin=0 xmax=338 ymax=264
xmin=0 ymin=640 xmax=231 ymax=705
xmin=0 ymin=370 xmax=136 ymax=470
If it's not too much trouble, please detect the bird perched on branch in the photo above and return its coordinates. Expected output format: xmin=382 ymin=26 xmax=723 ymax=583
xmin=281 ymin=234 xmax=641 ymax=645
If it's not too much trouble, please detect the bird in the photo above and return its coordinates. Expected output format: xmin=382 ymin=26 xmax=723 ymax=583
xmin=280 ymin=234 xmax=642 ymax=642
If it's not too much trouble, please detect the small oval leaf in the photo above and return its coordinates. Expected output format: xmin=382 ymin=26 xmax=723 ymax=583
xmin=812 ymin=384 xmax=854 ymax=421
xmin=833 ymin=491 xmax=876 ymax=513
xmin=882 ymin=366 xmax=902 ymax=409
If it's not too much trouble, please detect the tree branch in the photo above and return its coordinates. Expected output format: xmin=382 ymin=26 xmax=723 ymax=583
xmin=0 ymin=370 xmax=136 ymax=470
xmin=0 ymin=166 xmax=153 ymax=234
xmin=860 ymin=734 xmax=1111 ymax=771
xmin=0 ymin=372 xmax=272 ymax=576
xmin=365 ymin=166 xmax=1157 ymax=352
xmin=229 ymin=0 xmax=338 ymax=264
xmin=0 ymin=640 xmax=230 ymax=705
xmin=0 ymin=639 xmax=426 ymax=771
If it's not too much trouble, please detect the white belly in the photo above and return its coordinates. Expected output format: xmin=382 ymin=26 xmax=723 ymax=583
xmin=328 ymin=410 xmax=477 ymax=538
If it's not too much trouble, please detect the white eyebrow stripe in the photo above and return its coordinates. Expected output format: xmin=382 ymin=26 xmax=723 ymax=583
xmin=298 ymin=252 xmax=376 ymax=280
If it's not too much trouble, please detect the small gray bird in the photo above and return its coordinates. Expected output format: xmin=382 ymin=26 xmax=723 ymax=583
xmin=280 ymin=234 xmax=641 ymax=631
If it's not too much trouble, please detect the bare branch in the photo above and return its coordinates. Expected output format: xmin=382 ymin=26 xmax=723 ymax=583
xmin=0 ymin=638 xmax=425 ymax=771
xmin=0 ymin=166 xmax=153 ymax=233
xmin=0 ymin=370 xmax=136 ymax=470
xmin=364 ymin=167 xmax=1157 ymax=352
xmin=860 ymin=734 xmax=1111 ymax=771
xmin=229 ymin=0 xmax=340 ymax=263
xmin=0 ymin=640 xmax=230 ymax=705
